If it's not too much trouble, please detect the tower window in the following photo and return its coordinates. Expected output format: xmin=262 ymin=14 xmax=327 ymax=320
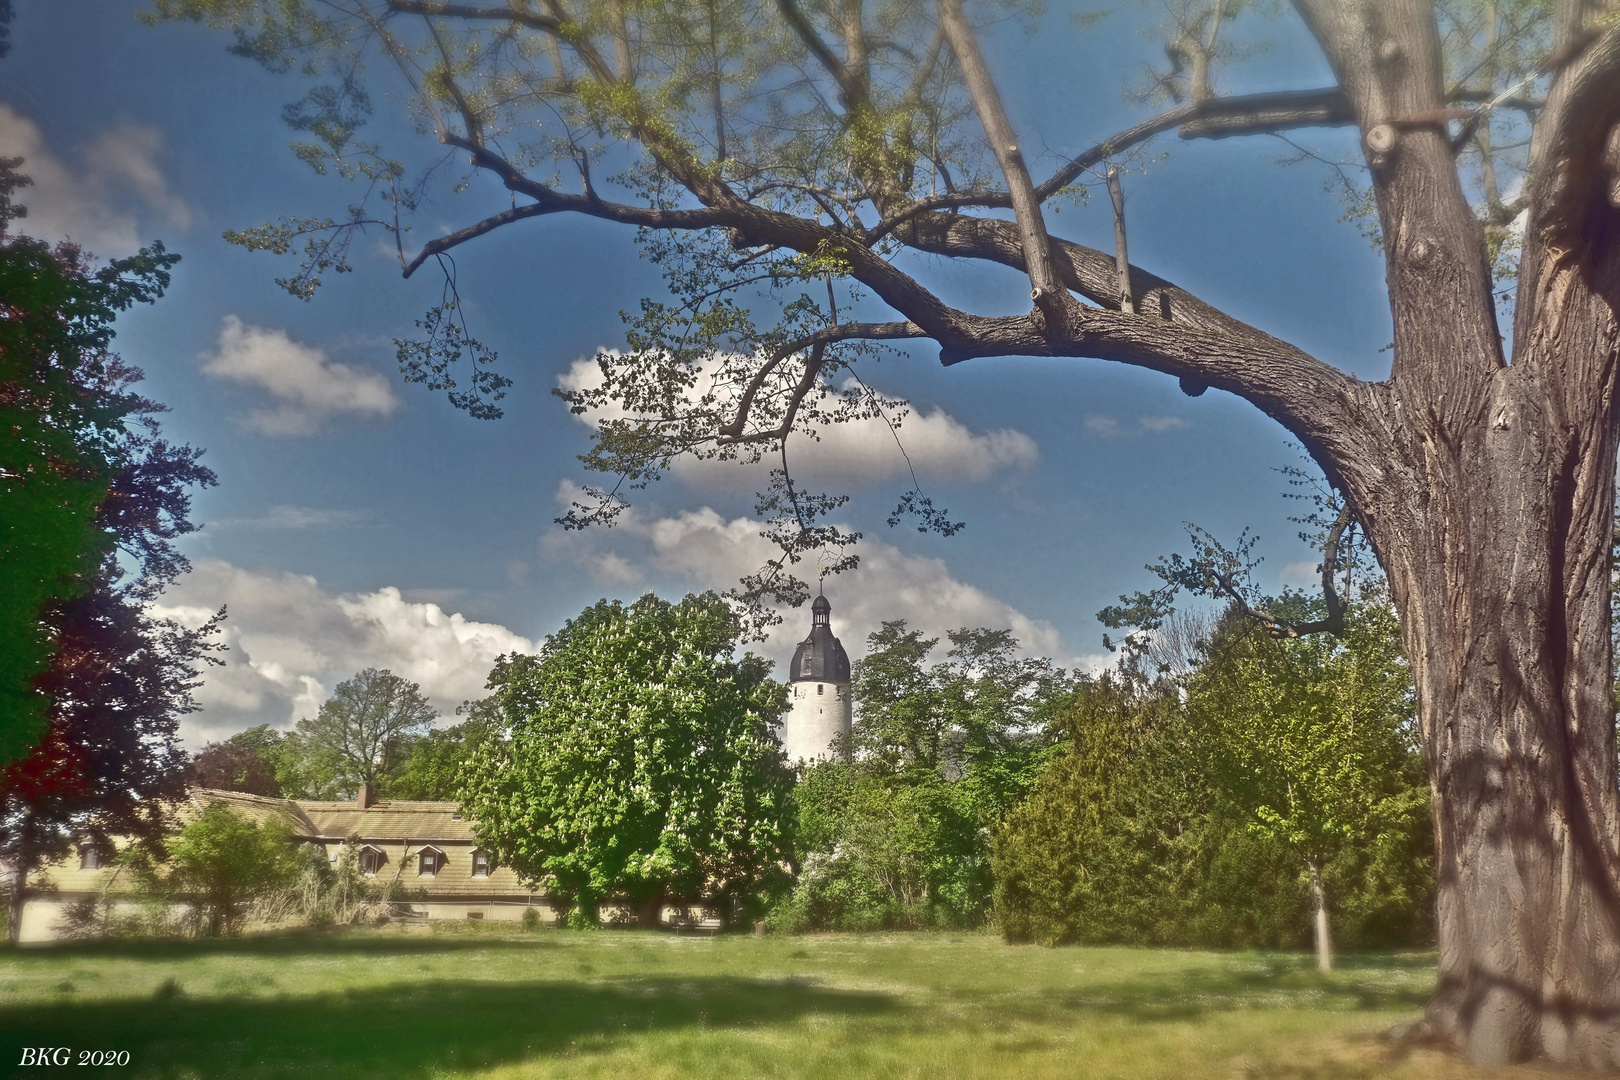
xmin=817 ymin=684 xmax=824 ymax=695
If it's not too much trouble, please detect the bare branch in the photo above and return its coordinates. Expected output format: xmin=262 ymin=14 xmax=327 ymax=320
xmin=718 ymin=321 xmax=927 ymax=443
xmin=776 ymin=0 xmax=861 ymax=109
xmin=938 ymin=0 xmax=1074 ymax=332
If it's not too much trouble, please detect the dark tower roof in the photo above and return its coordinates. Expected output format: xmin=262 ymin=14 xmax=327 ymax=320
xmin=790 ymin=594 xmax=851 ymax=683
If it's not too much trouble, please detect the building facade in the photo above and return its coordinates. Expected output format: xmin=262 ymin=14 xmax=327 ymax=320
xmin=7 ymin=787 xmax=562 ymax=942
xmin=780 ymin=593 xmax=853 ymax=763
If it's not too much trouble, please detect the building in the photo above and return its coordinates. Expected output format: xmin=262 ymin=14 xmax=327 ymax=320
xmin=780 ymin=592 xmax=853 ymax=763
xmin=9 ymin=786 xmax=559 ymax=942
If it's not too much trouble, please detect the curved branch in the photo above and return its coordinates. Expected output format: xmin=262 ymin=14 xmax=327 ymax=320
xmin=1232 ymin=502 xmax=1356 ymax=638
xmin=718 ymin=321 xmax=927 ymax=442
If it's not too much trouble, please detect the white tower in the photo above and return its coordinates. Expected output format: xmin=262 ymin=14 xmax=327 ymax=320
xmin=781 ymin=592 xmax=853 ymax=763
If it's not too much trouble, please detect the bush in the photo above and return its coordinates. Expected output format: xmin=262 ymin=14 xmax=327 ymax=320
xmin=131 ymin=806 xmax=303 ymax=937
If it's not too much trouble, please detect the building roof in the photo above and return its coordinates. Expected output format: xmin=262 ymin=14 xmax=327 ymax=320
xmin=789 ymin=594 xmax=851 ymax=683
xmin=187 ymin=789 xmax=479 ymax=842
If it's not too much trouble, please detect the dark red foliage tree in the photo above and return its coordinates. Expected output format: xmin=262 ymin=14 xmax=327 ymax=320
xmin=188 ymin=742 xmax=281 ymax=798
xmin=0 ymin=168 xmax=220 ymax=944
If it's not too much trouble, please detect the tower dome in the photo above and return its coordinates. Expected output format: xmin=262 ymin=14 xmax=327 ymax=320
xmin=790 ymin=594 xmax=851 ymax=684
xmin=780 ymin=591 xmax=853 ymax=763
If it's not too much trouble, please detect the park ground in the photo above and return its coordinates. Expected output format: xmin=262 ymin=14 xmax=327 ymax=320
xmin=0 ymin=927 xmax=1580 ymax=1079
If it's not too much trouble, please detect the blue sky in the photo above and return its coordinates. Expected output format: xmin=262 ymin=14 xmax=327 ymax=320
xmin=2 ymin=1 xmax=1394 ymax=743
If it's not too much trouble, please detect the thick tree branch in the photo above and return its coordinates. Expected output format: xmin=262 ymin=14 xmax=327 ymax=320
xmin=402 ymin=141 xmax=725 ymax=277
xmin=387 ymin=1 xmax=560 ymax=34
xmin=1175 ymin=87 xmax=1352 ymax=139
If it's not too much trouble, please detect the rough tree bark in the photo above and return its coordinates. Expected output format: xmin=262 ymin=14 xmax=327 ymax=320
xmin=1292 ymin=1 xmax=1620 ymax=1063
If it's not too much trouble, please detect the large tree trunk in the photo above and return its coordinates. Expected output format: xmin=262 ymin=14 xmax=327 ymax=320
xmin=1293 ymin=1 xmax=1620 ymax=1064
xmin=1374 ymin=365 xmax=1620 ymax=1066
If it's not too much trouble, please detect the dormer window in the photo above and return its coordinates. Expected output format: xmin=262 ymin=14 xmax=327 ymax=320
xmin=79 ymin=844 xmax=106 ymax=870
xmin=472 ymin=850 xmax=491 ymax=878
xmin=358 ymin=845 xmax=384 ymax=876
xmin=418 ymin=847 xmax=445 ymax=876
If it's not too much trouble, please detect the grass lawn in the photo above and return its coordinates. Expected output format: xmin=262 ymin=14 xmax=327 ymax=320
xmin=0 ymin=926 xmax=1573 ymax=1079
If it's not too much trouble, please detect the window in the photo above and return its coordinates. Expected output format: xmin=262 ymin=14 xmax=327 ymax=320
xmin=817 ymin=683 xmax=824 ymax=695
xmin=466 ymin=911 xmax=485 ymax=920
xmin=78 ymin=845 xmax=104 ymax=870
xmin=472 ymin=851 xmax=491 ymax=878
xmin=418 ymin=848 xmax=443 ymax=876
xmin=358 ymin=846 xmax=384 ymax=875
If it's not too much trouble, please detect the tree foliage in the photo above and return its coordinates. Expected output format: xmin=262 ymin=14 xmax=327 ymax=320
xmin=0 ymin=163 xmax=199 ymax=765
xmin=0 ymin=167 xmax=220 ymax=943
xmin=993 ymin=601 xmax=1432 ymax=952
xmin=289 ymin=668 xmax=438 ymax=799
xmin=189 ymin=741 xmax=283 ymax=797
xmin=130 ymin=805 xmax=305 ymax=937
xmin=459 ymin=592 xmax=793 ymax=923
xmin=389 ymin=712 xmax=496 ymax=800
xmin=778 ymin=621 xmax=1070 ymax=930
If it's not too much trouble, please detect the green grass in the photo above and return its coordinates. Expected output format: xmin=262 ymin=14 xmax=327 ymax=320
xmin=0 ymin=926 xmax=1563 ymax=1079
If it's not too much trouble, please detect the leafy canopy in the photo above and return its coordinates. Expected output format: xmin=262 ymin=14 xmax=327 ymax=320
xmin=459 ymin=592 xmax=793 ymax=919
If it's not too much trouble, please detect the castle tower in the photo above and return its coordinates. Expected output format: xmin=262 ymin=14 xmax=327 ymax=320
xmin=781 ymin=592 xmax=853 ymax=763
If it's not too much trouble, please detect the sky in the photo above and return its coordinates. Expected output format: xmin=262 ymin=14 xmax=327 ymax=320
xmin=1 ymin=1 xmax=1396 ymax=745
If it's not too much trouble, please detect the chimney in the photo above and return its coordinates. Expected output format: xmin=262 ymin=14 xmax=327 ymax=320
xmin=357 ymin=784 xmax=373 ymax=810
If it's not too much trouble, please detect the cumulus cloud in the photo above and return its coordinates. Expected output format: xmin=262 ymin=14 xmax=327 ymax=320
xmin=541 ymin=484 xmax=1063 ymax=671
xmin=1087 ymin=413 xmax=1190 ymax=438
xmin=200 ymin=316 xmax=402 ymax=436
xmin=151 ymin=560 xmax=536 ymax=745
xmin=0 ymin=105 xmax=191 ymax=253
xmin=557 ymin=355 xmax=1036 ymax=488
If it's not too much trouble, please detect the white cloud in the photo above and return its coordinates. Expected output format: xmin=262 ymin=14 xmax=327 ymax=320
xmin=210 ymin=505 xmax=374 ymax=531
xmin=0 ymin=105 xmax=191 ymax=253
xmin=1278 ymin=560 xmax=1322 ymax=588
xmin=151 ymin=560 xmax=536 ymax=746
xmin=541 ymin=484 xmax=1063 ymax=671
xmin=557 ymin=354 xmax=1036 ymax=488
xmin=200 ymin=316 xmax=402 ymax=436
xmin=1084 ymin=414 xmax=1124 ymax=438
xmin=1087 ymin=413 xmax=1190 ymax=437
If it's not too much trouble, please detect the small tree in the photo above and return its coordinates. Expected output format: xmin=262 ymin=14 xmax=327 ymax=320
xmin=135 ymin=806 xmax=303 ymax=937
xmin=292 ymin=668 xmax=437 ymax=799
xmin=1185 ymin=595 xmax=1424 ymax=972
xmin=459 ymin=593 xmax=793 ymax=926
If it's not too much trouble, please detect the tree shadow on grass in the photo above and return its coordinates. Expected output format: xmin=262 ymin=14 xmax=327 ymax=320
xmin=0 ymin=975 xmax=899 ymax=1079
xmin=1024 ymin=952 xmax=1434 ymax=1025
